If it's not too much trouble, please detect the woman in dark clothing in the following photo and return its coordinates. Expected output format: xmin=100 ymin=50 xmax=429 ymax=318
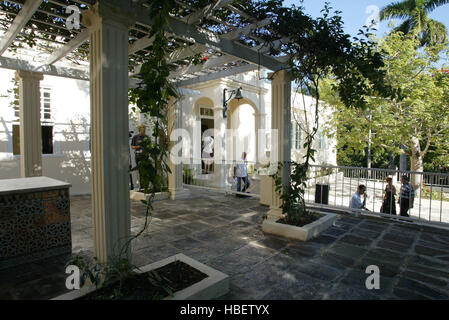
xmin=381 ymin=176 xmax=397 ymax=215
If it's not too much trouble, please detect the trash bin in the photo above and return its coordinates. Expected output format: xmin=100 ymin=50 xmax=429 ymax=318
xmin=315 ymin=184 xmax=329 ymax=204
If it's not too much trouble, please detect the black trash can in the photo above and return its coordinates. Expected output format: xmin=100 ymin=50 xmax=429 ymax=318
xmin=315 ymin=184 xmax=330 ymax=204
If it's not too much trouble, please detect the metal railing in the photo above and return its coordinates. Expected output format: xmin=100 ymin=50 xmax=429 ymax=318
xmin=306 ymin=164 xmax=449 ymax=226
xmin=180 ymin=158 xmax=449 ymax=226
xmin=182 ymin=158 xmax=261 ymax=198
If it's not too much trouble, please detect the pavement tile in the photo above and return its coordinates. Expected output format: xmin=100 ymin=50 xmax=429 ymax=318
xmin=414 ymin=245 xmax=449 ymax=258
xmin=375 ymin=239 xmax=411 ymax=253
xmin=338 ymin=234 xmax=373 ymax=248
xmin=349 ymin=228 xmax=383 ymax=240
xmin=260 ymin=287 xmax=297 ymax=300
xmin=322 ymin=226 xmax=347 ymax=237
xmin=283 ymin=242 xmax=324 ymax=258
xmin=420 ymin=232 xmax=449 ymax=245
xmin=179 ymin=220 xmax=212 ymax=233
xmin=287 ymin=261 xmax=341 ymax=282
xmin=338 ymin=216 xmax=362 ymax=224
xmin=364 ymin=248 xmax=407 ymax=265
xmin=340 ymin=269 xmax=395 ymax=294
xmin=396 ymin=277 xmax=449 ymax=300
xmin=353 ymin=257 xmax=402 ymax=278
xmin=321 ymin=284 xmax=381 ymax=300
xmin=392 ymin=287 xmax=430 ymax=300
xmin=3 ymin=192 xmax=449 ymax=300
xmin=200 ymin=216 xmax=232 ymax=227
xmin=208 ymin=253 xmax=261 ymax=276
xmin=233 ymin=241 xmax=278 ymax=260
xmin=406 ymin=255 xmax=449 ymax=270
xmin=405 ymin=263 xmax=449 ymax=279
xmin=254 ymin=236 xmax=291 ymax=251
xmin=382 ymin=232 xmax=415 ymax=245
xmin=190 ymin=228 xmax=228 ymax=242
xmin=326 ymin=243 xmax=369 ymax=260
xmin=312 ymin=251 xmax=356 ymax=270
xmin=417 ymin=239 xmax=449 ymax=253
xmin=401 ymin=270 xmax=448 ymax=287
xmin=308 ymin=234 xmax=338 ymax=246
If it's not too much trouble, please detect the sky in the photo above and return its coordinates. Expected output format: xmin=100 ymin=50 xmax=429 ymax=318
xmin=282 ymin=0 xmax=449 ymax=39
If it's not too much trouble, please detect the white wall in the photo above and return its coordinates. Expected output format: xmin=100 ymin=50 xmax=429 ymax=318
xmin=0 ymin=69 xmax=92 ymax=195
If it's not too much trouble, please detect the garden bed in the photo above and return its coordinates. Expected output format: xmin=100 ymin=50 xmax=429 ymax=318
xmin=53 ymin=254 xmax=229 ymax=300
xmin=262 ymin=211 xmax=338 ymax=241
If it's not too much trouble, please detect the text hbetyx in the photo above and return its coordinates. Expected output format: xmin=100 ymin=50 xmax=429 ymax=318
xmin=180 ymin=304 xmax=270 ymax=317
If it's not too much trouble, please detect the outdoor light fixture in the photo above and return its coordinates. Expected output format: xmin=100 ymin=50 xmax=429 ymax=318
xmin=223 ymin=87 xmax=243 ymax=118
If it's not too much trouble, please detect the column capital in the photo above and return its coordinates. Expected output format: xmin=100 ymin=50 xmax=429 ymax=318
xmin=268 ymin=69 xmax=293 ymax=83
xmin=82 ymin=1 xmax=136 ymax=29
xmin=15 ymin=70 xmax=44 ymax=82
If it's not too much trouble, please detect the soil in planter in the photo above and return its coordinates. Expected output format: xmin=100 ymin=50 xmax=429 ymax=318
xmin=80 ymin=260 xmax=208 ymax=300
xmin=277 ymin=211 xmax=324 ymax=227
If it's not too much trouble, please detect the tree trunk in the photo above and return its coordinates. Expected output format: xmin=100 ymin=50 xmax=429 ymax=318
xmin=410 ymin=137 xmax=424 ymax=191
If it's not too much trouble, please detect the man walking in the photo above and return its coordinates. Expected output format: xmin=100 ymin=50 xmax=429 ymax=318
xmin=233 ymin=152 xmax=250 ymax=196
xmin=398 ymin=175 xmax=414 ymax=217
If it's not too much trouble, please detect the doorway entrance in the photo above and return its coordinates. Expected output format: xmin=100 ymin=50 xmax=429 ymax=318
xmin=200 ymin=107 xmax=214 ymax=174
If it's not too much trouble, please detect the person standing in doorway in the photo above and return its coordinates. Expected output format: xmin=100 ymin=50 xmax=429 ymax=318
xmin=233 ymin=152 xmax=250 ymax=196
xmin=398 ymin=175 xmax=414 ymax=217
xmin=202 ymin=135 xmax=214 ymax=174
xmin=131 ymin=124 xmax=150 ymax=191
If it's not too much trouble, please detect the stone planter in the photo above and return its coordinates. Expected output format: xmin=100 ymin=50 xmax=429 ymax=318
xmin=52 ymin=254 xmax=229 ymax=300
xmin=262 ymin=211 xmax=337 ymax=241
xmin=130 ymin=190 xmax=169 ymax=202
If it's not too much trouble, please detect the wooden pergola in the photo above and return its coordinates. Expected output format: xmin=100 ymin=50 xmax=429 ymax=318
xmin=0 ymin=0 xmax=292 ymax=262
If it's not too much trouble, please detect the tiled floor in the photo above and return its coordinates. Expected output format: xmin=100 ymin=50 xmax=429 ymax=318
xmin=1 ymin=188 xmax=449 ymax=300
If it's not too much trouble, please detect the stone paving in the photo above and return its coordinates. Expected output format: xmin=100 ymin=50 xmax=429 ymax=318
xmin=1 ymin=187 xmax=449 ymax=300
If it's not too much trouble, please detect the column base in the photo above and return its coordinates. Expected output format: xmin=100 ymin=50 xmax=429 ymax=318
xmin=267 ymin=207 xmax=284 ymax=220
xmin=169 ymin=188 xmax=191 ymax=200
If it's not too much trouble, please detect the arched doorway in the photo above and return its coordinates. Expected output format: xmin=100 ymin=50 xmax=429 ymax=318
xmin=227 ymin=98 xmax=258 ymax=164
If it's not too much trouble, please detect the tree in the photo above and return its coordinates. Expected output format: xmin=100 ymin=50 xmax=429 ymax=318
xmin=379 ymin=0 xmax=449 ymax=46
xmin=322 ymin=32 xmax=449 ymax=188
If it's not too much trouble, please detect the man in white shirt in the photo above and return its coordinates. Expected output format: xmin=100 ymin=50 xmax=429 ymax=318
xmin=233 ymin=152 xmax=250 ymax=194
xmin=202 ymin=135 xmax=214 ymax=173
xmin=350 ymin=185 xmax=367 ymax=210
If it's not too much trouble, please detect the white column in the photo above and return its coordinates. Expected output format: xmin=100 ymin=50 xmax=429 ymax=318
xmin=15 ymin=70 xmax=44 ymax=178
xmin=168 ymin=98 xmax=188 ymax=199
xmin=254 ymin=112 xmax=267 ymax=165
xmin=82 ymin=2 xmax=135 ymax=263
xmin=213 ymin=105 xmax=227 ymax=188
xmin=266 ymin=70 xmax=292 ymax=218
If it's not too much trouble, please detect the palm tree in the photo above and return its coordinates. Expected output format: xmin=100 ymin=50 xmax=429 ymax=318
xmin=380 ymin=0 xmax=449 ymax=46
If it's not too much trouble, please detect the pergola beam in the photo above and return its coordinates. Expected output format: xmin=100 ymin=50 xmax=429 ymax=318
xmin=182 ymin=0 xmax=233 ymax=25
xmin=0 ymin=0 xmax=44 ymax=56
xmin=133 ymin=10 xmax=284 ymax=71
xmin=168 ymin=43 xmax=207 ymax=62
xmin=45 ymin=28 xmax=89 ymax=65
xmin=222 ymin=17 xmax=271 ymax=41
xmin=129 ymin=34 xmax=156 ymax=55
xmin=177 ymin=63 xmax=258 ymax=87
xmin=0 ymin=56 xmax=89 ymax=80
xmin=170 ymin=54 xmax=237 ymax=79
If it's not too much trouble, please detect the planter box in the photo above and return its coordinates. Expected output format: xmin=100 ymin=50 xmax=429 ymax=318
xmin=262 ymin=211 xmax=337 ymax=241
xmin=130 ymin=190 xmax=169 ymax=202
xmin=52 ymin=254 xmax=229 ymax=300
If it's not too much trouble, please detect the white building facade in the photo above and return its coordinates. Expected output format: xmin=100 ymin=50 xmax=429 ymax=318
xmin=0 ymin=67 xmax=336 ymax=195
